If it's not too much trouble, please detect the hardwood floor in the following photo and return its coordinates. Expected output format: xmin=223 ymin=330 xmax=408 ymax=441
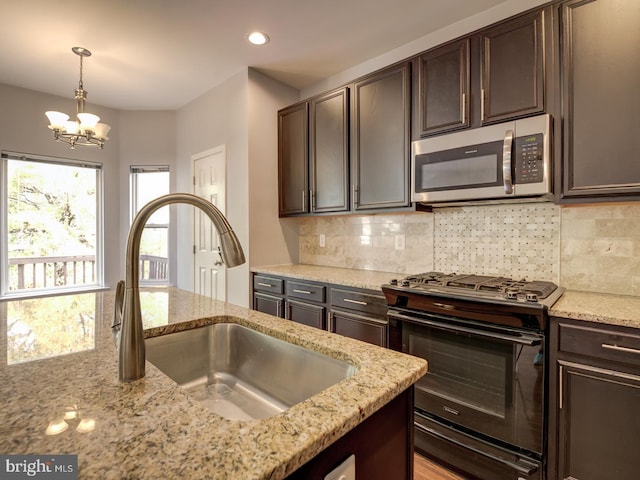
xmin=414 ymin=453 xmax=467 ymax=480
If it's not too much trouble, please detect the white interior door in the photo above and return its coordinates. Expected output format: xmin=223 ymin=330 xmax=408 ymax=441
xmin=192 ymin=145 xmax=226 ymax=301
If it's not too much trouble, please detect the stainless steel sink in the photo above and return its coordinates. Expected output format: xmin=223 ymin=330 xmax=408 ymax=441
xmin=145 ymin=323 xmax=357 ymax=421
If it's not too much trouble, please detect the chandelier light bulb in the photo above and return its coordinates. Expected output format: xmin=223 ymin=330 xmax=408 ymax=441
xmin=45 ymin=111 xmax=69 ymax=130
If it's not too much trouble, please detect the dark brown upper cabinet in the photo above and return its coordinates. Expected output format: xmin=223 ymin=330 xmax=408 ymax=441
xmin=558 ymin=0 xmax=640 ymax=202
xmin=278 ymin=102 xmax=308 ymax=216
xmin=413 ymin=38 xmax=470 ymax=138
xmin=412 ymin=7 xmax=548 ymax=140
xmin=351 ymin=62 xmax=412 ymax=210
xmin=480 ymin=8 xmax=546 ymax=124
xmin=309 ymin=87 xmax=350 ymax=213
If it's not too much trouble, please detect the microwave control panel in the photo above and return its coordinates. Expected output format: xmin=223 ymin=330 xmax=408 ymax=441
xmin=514 ymin=133 xmax=544 ymax=184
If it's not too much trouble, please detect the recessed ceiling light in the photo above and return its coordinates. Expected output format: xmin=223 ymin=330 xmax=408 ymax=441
xmin=248 ymin=31 xmax=270 ymax=45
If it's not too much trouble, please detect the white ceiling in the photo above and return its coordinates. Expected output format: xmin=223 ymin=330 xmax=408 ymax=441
xmin=0 ymin=0 xmax=510 ymax=111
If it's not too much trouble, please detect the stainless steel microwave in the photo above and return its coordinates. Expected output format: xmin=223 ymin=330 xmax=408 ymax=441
xmin=412 ymin=114 xmax=552 ymax=205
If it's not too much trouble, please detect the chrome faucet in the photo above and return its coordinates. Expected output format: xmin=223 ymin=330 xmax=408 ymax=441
xmin=113 ymin=193 xmax=245 ymax=382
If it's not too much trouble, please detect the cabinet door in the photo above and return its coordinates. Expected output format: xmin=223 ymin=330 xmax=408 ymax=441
xmin=330 ymin=310 xmax=387 ymax=347
xmin=286 ymin=299 xmax=326 ymax=330
xmin=352 ymin=63 xmax=411 ymax=210
xmin=310 ymin=87 xmax=350 ymax=213
xmin=559 ymin=0 xmax=640 ymax=200
xmin=253 ymin=292 xmax=284 ymax=318
xmin=480 ymin=9 xmax=545 ymax=124
xmin=278 ymin=102 xmax=309 ymax=216
xmin=414 ymin=38 xmax=470 ymax=138
xmin=557 ymin=361 xmax=640 ymax=480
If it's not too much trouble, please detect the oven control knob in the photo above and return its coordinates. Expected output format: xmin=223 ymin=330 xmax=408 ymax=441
xmin=401 ymin=279 xmax=411 ymax=287
xmin=526 ymin=293 xmax=539 ymax=303
xmin=506 ymin=290 xmax=518 ymax=300
xmin=389 ymin=279 xmax=398 ymax=286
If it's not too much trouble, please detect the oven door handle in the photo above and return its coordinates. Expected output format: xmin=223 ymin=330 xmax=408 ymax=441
xmin=415 ymin=420 xmax=539 ymax=476
xmin=388 ymin=311 xmax=542 ymax=346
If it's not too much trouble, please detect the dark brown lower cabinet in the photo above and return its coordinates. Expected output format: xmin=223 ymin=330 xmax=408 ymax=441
xmin=329 ymin=286 xmax=389 ymax=347
xmin=252 ymin=273 xmax=390 ymax=346
xmin=286 ymin=299 xmax=326 ymax=330
xmin=330 ymin=310 xmax=387 ymax=348
xmin=287 ymin=387 xmax=414 ymax=480
xmin=253 ymin=292 xmax=284 ymax=318
xmin=549 ymin=317 xmax=640 ymax=480
xmin=556 ymin=361 xmax=640 ymax=480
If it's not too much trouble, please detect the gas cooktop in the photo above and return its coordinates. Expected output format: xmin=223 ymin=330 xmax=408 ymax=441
xmin=386 ymin=272 xmax=563 ymax=306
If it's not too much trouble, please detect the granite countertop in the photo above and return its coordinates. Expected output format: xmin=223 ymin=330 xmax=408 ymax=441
xmin=550 ymin=290 xmax=640 ymax=329
xmin=251 ymin=264 xmax=395 ymax=292
xmin=253 ymin=264 xmax=640 ymax=331
xmin=0 ymin=287 xmax=426 ymax=479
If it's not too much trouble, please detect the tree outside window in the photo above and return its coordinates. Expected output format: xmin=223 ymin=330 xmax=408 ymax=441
xmin=2 ymin=152 xmax=103 ymax=296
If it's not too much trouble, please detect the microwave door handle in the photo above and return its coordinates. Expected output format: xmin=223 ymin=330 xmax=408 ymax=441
xmin=503 ymin=129 xmax=514 ymax=194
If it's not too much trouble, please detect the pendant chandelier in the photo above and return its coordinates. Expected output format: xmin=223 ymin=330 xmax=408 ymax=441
xmin=45 ymin=47 xmax=111 ymax=149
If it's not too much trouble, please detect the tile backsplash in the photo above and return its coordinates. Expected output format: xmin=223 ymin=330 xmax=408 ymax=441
xmin=434 ymin=203 xmax=559 ymax=281
xmin=298 ymin=202 xmax=640 ymax=296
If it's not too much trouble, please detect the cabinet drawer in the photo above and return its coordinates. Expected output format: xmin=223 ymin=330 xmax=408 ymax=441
xmin=330 ymin=310 xmax=388 ymax=347
xmin=253 ymin=275 xmax=284 ymax=294
xmin=558 ymin=322 xmax=640 ymax=368
xmin=287 ymin=299 xmax=326 ymax=330
xmin=253 ymin=292 xmax=284 ymax=318
xmin=286 ymin=281 xmax=326 ymax=303
xmin=330 ymin=288 xmax=387 ymax=316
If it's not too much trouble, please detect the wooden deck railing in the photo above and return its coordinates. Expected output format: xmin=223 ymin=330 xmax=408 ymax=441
xmin=138 ymin=254 xmax=169 ymax=283
xmin=9 ymin=254 xmax=168 ymax=290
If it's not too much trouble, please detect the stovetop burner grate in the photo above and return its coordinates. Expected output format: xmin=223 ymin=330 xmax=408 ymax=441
xmin=398 ymin=272 xmax=559 ymax=301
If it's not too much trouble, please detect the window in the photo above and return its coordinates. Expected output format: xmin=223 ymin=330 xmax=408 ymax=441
xmin=1 ymin=151 xmax=103 ymax=297
xmin=130 ymin=166 xmax=170 ymax=285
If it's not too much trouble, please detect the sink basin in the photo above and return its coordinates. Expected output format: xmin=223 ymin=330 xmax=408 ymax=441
xmin=145 ymin=323 xmax=357 ymax=421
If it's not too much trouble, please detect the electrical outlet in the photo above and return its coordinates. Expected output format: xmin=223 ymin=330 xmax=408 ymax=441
xmin=319 ymin=234 xmax=326 ymax=248
xmin=395 ymin=234 xmax=405 ymax=251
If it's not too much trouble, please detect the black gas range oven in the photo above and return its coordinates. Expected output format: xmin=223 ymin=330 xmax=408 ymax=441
xmin=382 ymin=273 xmax=564 ymax=480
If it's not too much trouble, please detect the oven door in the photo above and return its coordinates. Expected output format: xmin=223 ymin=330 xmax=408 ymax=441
xmin=389 ymin=308 xmax=545 ymax=455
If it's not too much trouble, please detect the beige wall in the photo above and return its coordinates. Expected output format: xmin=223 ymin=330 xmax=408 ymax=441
xmin=248 ymin=69 xmax=300 ymax=269
xmin=176 ymin=69 xmax=298 ymax=307
xmin=175 ymin=70 xmax=250 ymax=307
xmin=117 ymin=110 xmax=176 ymax=282
xmin=299 ymin=202 xmax=640 ymax=297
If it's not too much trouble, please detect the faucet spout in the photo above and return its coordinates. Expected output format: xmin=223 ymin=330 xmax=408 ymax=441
xmin=116 ymin=193 xmax=245 ymax=382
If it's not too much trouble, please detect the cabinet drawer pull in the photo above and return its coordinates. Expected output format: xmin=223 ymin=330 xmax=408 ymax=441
xmin=602 ymin=343 xmax=640 ymax=355
xmin=343 ymin=298 xmax=367 ymax=306
xmin=293 ymin=289 xmax=312 ymax=295
xmin=257 ymin=282 xmax=273 ymax=288
xmin=443 ymin=406 xmax=460 ymax=416
xmin=461 ymin=92 xmax=466 ymax=124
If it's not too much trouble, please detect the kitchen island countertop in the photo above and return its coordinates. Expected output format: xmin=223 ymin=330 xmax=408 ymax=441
xmin=0 ymin=287 xmax=426 ymax=479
